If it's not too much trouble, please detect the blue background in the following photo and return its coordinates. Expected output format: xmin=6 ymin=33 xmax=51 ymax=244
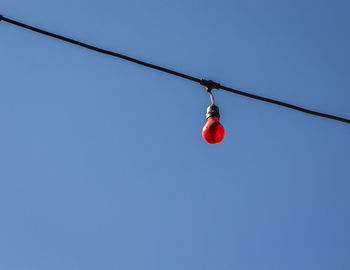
xmin=1 ymin=0 xmax=350 ymax=269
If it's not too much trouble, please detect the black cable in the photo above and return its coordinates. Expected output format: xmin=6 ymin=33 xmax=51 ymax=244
xmin=219 ymin=85 xmax=350 ymax=124
xmin=1 ymin=14 xmax=349 ymax=124
xmin=0 ymin=15 xmax=200 ymax=84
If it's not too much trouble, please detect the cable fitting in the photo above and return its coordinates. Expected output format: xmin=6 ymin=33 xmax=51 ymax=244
xmin=200 ymin=79 xmax=221 ymax=92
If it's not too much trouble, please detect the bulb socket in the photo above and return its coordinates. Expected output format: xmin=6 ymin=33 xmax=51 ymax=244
xmin=206 ymin=105 xmax=220 ymax=119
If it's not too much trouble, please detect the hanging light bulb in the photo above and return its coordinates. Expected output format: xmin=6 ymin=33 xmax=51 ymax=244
xmin=202 ymin=90 xmax=225 ymax=144
xmin=202 ymin=104 xmax=225 ymax=144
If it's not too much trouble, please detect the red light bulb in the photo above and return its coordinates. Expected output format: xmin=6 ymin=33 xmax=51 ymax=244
xmin=202 ymin=105 xmax=225 ymax=144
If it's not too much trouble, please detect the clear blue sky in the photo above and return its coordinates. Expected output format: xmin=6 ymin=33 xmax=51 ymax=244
xmin=1 ymin=0 xmax=350 ymax=269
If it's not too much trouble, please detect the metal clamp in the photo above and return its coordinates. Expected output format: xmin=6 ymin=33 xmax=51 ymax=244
xmin=200 ymin=79 xmax=221 ymax=91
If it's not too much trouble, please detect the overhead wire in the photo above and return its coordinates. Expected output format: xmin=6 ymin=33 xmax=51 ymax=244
xmin=1 ymin=14 xmax=349 ymax=124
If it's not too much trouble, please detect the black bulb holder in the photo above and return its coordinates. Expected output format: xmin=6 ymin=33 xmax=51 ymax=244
xmin=206 ymin=104 xmax=220 ymax=119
